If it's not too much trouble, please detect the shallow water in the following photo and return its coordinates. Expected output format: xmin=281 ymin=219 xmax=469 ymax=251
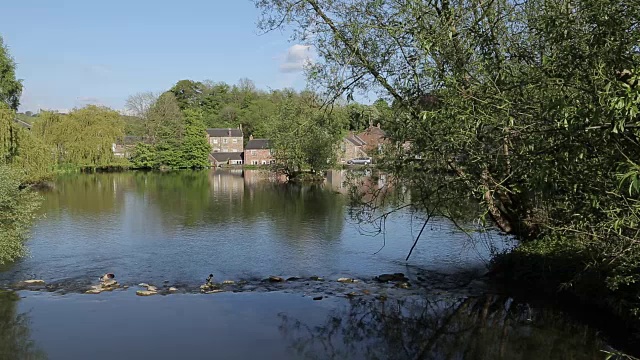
xmin=0 ymin=290 xmax=608 ymax=360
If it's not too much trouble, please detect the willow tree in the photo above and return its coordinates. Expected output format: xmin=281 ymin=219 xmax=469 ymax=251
xmin=33 ymin=106 xmax=125 ymax=168
xmin=255 ymin=0 xmax=640 ymax=316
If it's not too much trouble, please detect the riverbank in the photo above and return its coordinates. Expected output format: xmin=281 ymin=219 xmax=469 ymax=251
xmin=492 ymin=236 xmax=640 ymax=356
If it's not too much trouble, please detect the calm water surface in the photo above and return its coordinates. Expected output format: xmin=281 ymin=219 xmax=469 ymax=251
xmin=0 ymin=170 xmax=618 ymax=359
xmin=1 ymin=170 xmax=502 ymax=286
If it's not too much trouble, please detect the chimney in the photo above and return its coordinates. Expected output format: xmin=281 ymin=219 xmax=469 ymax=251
xmin=228 ymin=128 xmax=231 ymax=136
xmin=249 ymin=134 xmax=254 ymax=140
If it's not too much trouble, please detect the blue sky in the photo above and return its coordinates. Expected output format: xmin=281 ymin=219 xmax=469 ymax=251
xmin=1 ymin=0 xmax=310 ymax=112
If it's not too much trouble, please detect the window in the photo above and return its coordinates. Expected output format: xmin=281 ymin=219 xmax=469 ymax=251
xmin=250 ymin=150 xmax=256 ymax=156
xmin=261 ymin=160 xmax=267 ymax=165
xmin=213 ymin=138 xmax=218 ymax=144
xmin=252 ymin=160 xmax=258 ymax=165
xmin=232 ymin=138 xmax=238 ymax=143
xmin=223 ymin=138 xmax=228 ymax=144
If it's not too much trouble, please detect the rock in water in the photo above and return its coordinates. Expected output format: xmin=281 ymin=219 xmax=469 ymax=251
xmin=16 ymin=279 xmax=46 ymax=288
xmin=168 ymin=287 xmax=178 ymax=292
xmin=286 ymin=277 xmax=301 ymax=281
xmin=337 ymin=278 xmax=355 ymax=283
xmin=85 ymin=288 xmax=102 ymax=294
xmin=268 ymin=276 xmax=284 ymax=283
xmin=396 ymin=282 xmax=411 ymax=289
xmin=100 ymin=273 xmax=115 ymax=282
xmin=146 ymin=286 xmax=158 ymax=292
xmin=310 ymin=276 xmax=325 ymax=281
xmin=222 ymin=280 xmax=235 ymax=285
xmin=136 ymin=290 xmax=158 ymax=296
xmin=375 ymin=273 xmax=409 ymax=283
xmin=313 ymin=296 xmax=323 ymax=301
xmin=101 ymin=279 xmax=119 ymax=288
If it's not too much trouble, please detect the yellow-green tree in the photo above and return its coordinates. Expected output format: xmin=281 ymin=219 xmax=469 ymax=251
xmin=33 ymin=106 xmax=125 ymax=168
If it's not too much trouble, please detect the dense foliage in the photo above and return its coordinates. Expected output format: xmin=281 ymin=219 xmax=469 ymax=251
xmin=0 ymin=36 xmax=21 ymax=111
xmin=130 ymin=92 xmax=211 ymax=169
xmin=32 ymin=106 xmax=125 ymax=168
xmin=255 ymin=0 xmax=640 ymax=320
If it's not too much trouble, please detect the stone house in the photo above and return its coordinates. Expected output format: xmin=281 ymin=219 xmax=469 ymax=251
xmin=356 ymin=123 xmax=387 ymax=155
xmin=337 ymin=133 xmax=368 ymax=163
xmin=244 ymin=136 xmax=275 ymax=165
xmin=206 ymin=128 xmax=244 ymax=153
xmin=209 ymin=152 xmax=243 ymax=167
xmin=112 ymin=136 xmax=144 ymax=158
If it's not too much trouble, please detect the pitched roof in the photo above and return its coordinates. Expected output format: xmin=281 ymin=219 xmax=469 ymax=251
xmin=206 ymin=128 xmax=243 ymax=137
xmin=346 ymin=134 xmax=366 ymax=146
xmin=209 ymin=152 xmax=243 ymax=162
xmin=13 ymin=118 xmax=32 ymax=129
xmin=358 ymin=125 xmax=386 ymax=138
xmin=245 ymin=139 xmax=271 ymax=150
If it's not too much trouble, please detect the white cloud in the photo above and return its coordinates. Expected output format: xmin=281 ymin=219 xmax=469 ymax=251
xmin=279 ymin=44 xmax=313 ymax=73
xmin=77 ymin=96 xmax=101 ymax=104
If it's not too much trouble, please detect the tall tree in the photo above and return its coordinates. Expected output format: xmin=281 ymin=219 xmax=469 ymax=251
xmin=255 ymin=0 xmax=640 ymax=317
xmin=125 ymin=91 xmax=158 ymax=119
xmin=145 ymin=92 xmax=184 ymax=146
xmin=181 ymin=109 xmax=212 ymax=169
xmin=0 ymin=36 xmax=22 ymax=111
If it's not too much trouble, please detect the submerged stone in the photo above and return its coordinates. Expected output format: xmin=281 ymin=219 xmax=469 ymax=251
xmin=286 ymin=277 xmax=301 ymax=281
xmin=310 ymin=276 xmax=324 ymax=281
xmin=136 ymin=290 xmax=158 ymax=296
xmin=375 ymin=273 xmax=409 ymax=283
xmin=337 ymin=278 xmax=356 ymax=283
xmin=16 ymin=279 xmax=46 ymax=288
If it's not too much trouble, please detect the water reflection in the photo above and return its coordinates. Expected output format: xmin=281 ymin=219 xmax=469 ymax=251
xmin=280 ymin=295 xmax=607 ymax=360
xmin=0 ymin=291 xmax=44 ymax=360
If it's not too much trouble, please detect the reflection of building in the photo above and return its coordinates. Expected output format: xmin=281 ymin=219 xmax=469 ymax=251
xmin=206 ymin=128 xmax=244 ymax=153
xmin=208 ymin=169 xmax=244 ymax=202
xmin=326 ymin=170 xmax=348 ymax=193
xmin=245 ymin=137 xmax=275 ymax=165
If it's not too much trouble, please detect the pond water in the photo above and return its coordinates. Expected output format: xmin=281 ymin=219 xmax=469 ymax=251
xmin=0 ymin=170 xmax=623 ymax=359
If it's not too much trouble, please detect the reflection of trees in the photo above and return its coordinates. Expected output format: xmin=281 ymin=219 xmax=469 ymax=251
xmin=242 ymin=180 xmax=346 ymax=243
xmin=280 ymin=295 xmax=605 ymax=360
xmin=40 ymin=173 xmax=127 ymax=216
xmin=0 ymin=292 xmax=45 ymax=360
xmin=39 ymin=170 xmax=346 ymax=239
